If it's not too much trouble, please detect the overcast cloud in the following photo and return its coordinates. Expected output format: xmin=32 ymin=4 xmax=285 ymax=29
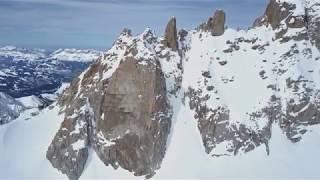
xmin=0 ymin=0 xmax=267 ymax=50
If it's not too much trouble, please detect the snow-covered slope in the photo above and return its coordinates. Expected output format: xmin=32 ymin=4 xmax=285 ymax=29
xmin=0 ymin=105 xmax=65 ymax=178
xmin=1 ymin=94 xmax=320 ymax=179
xmin=0 ymin=92 xmax=25 ymax=125
xmin=17 ymin=95 xmax=48 ymax=109
xmin=49 ymin=48 xmax=101 ymax=62
xmin=1 ymin=0 xmax=320 ymax=179
xmin=0 ymin=83 xmax=69 ymax=125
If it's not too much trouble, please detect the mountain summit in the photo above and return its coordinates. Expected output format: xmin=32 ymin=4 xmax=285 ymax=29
xmin=1 ymin=0 xmax=320 ymax=179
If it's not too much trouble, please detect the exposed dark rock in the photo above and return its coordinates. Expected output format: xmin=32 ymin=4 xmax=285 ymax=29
xmin=184 ymin=87 xmax=273 ymax=156
xmin=199 ymin=10 xmax=226 ymax=36
xmin=48 ymin=30 xmax=175 ymax=180
xmin=286 ymin=16 xmax=305 ymax=28
xmin=252 ymin=15 xmax=266 ymax=28
xmin=94 ymin=56 xmax=171 ymax=177
xmin=218 ymin=61 xmax=227 ymax=66
xmin=252 ymin=0 xmax=310 ymax=40
xmin=164 ymin=17 xmax=178 ymax=51
xmin=265 ymin=0 xmax=297 ymax=29
xmin=47 ymin=115 xmax=90 ymax=180
xmin=280 ymin=77 xmax=320 ymax=142
xmin=202 ymin=71 xmax=212 ymax=78
xmin=178 ymin=29 xmax=188 ymax=42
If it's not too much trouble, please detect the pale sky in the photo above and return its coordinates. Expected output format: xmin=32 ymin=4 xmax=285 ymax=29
xmin=0 ymin=0 xmax=268 ymax=50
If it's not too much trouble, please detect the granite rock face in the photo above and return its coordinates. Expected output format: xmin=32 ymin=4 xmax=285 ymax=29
xmin=264 ymin=0 xmax=299 ymax=29
xmin=199 ymin=10 xmax=226 ymax=36
xmin=164 ymin=17 xmax=178 ymax=51
xmin=47 ymin=28 xmax=181 ymax=179
xmin=94 ymin=56 xmax=171 ymax=178
xmin=46 ymin=114 xmax=90 ymax=180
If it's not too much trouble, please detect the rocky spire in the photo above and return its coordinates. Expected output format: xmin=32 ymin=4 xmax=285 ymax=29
xmin=164 ymin=17 xmax=178 ymax=51
xmin=253 ymin=0 xmax=306 ymax=29
xmin=199 ymin=10 xmax=226 ymax=36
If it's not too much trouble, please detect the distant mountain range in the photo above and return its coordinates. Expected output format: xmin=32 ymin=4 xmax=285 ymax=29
xmin=0 ymin=46 xmax=101 ymax=124
xmin=0 ymin=46 xmax=101 ymax=62
xmin=0 ymin=45 xmax=101 ymax=98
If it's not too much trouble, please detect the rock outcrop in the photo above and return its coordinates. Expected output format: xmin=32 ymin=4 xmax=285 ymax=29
xmin=164 ymin=17 xmax=178 ymax=51
xmin=253 ymin=0 xmax=309 ymax=39
xmin=265 ymin=0 xmax=299 ymax=29
xmin=94 ymin=56 xmax=171 ymax=178
xmin=47 ymin=28 xmax=182 ymax=179
xmin=253 ymin=0 xmax=305 ymax=28
xmin=252 ymin=0 xmax=320 ymax=50
xmin=199 ymin=10 xmax=226 ymax=36
xmin=46 ymin=113 xmax=90 ymax=180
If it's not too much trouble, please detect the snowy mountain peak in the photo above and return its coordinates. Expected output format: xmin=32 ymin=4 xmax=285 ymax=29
xmin=1 ymin=1 xmax=320 ymax=180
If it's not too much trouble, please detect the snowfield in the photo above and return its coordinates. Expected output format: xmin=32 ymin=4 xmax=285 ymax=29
xmin=0 ymin=105 xmax=64 ymax=179
xmin=1 ymin=96 xmax=320 ymax=179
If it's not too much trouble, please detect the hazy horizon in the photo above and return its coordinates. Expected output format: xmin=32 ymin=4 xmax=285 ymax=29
xmin=0 ymin=0 xmax=268 ymax=50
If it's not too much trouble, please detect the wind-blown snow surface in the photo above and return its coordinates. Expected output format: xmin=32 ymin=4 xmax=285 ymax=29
xmin=0 ymin=105 xmax=64 ymax=178
xmin=1 ymin=96 xmax=320 ymax=179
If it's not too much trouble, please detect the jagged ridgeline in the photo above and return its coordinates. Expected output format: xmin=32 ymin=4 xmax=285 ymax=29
xmin=45 ymin=0 xmax=320 ymax=179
